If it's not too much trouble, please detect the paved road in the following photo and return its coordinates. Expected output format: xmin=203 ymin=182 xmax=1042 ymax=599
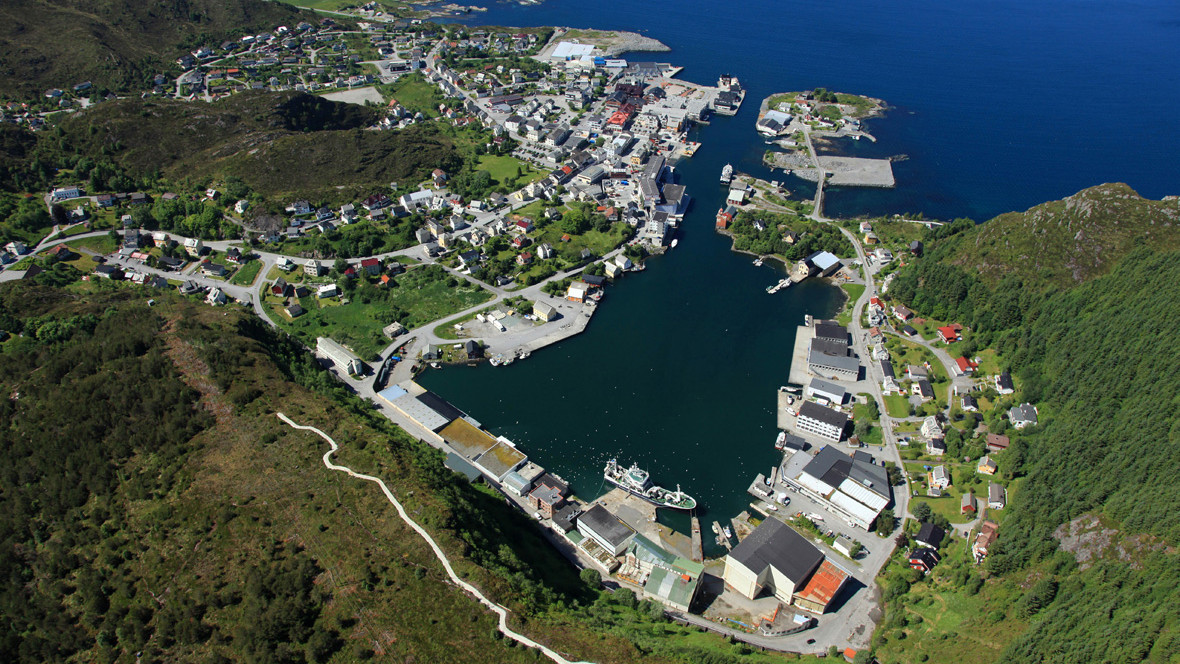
xmin=276 ymin=413 xmax=592 ymax=664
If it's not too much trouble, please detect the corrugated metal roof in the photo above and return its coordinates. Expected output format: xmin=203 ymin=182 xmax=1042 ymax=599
xmin=829 ymin=491 xmax=879 ymax=525
xmin=838 ymin=478 xmax=889 ymax=512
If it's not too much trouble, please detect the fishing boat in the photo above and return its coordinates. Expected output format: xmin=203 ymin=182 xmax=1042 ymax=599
xmin=720 ymin=163 xmax=734 ymax=185
xmin=604 ymin=459 xmax=697 ymax=510
xmin=723 ymin=525 xmax=733 ymax=539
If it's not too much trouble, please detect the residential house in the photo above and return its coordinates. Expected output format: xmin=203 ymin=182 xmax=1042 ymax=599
xmin=305 ymin=259 xmax=323 ymax=277
xmin=937 ymin=325 xmax=960 ymax=343
xmin=912 ymin=379 xmax=934 ymax=402
xmin=271 ymin=278 xmax=292 ymax=298
xmin=361 ymin=258 xmax=381 ymax=275
xmin=317 ymin=284 xmax=339 ymax=298
xmin=285 ymin=303 xmax=305 ymax=318
xmin=515 ymin=251 xmax=533 ymax=266
xmin=914 ymin=522 xmax=946 ymax=549
xmin=200 ymin=261 xmax=227 ymax=277
xmin=1009 ymin=403 xmax=1038 ymax=429
xmin=953 ymin=356 xmax=977 ymax=376
xmin=986 ymin=434 xmax=1010 ymax=452
xmin=977 ymin=456 xmax=998 ymax=476
xmin=930 ymin=465 xmax=951 ymax=490
xmin=908 ymin=548 xmax=940 ymax=574
xmin=183 ymin=238 xmax=204 ymax=257
xmin=973 ymin=521 xmax=999 ymax=562
xmin=987 ymin=482 xmax=1006 ymax=510
xmin=206 ymin=288 xmax=227 ymax=306
xmin=93 ymin=264 xmax=123 ymax=280
xmin=961 ymin=492 xmax=977 ymax=515
xmin=961 ymin=394 xmax=979 ymax=412
xmin=995 ymin=372 xmax=1015 ymax=394
xmin=893 ymin=305 xmax=915 ymax=322
xmin=536 ymin=243 xmax=556 ymax=260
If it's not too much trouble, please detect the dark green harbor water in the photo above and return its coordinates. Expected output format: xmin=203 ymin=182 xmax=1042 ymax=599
xmin=418 ymin=116 xmax=843 ymax=556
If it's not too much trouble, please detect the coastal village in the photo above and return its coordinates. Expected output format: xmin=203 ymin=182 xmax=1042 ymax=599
xmin=0 ymin=12 xmax=1041 ymax=660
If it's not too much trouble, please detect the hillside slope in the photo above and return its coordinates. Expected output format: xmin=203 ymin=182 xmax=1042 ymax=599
xmin=940 ymin=183 xmax=1180 ymax=289
xmin=50 ymin=92 xmax=462 ymax=198
xmin=0 ymin=0 xmax=310 ymax=97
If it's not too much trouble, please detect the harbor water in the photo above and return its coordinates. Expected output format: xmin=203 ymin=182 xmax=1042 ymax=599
xmin=422 ymin=0 xmax=1180 ymax=553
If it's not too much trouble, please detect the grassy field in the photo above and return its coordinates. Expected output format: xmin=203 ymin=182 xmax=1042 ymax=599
xmin=884 ymin=394 xmax=912 ymax=418
xmin=380 ymin=73 xmax=446 ymax=117
xmin=874 ymin=544 xmax=1023 ymax=664
xmin=228 ymin=259 xmax=262 ymax=286
xmin=837 ymin=282 xmax=865 ymax=326
xmin=476 ymin=154 xmax=547 ymax=187
xmin=66 ymin=235 xmax=118 ymax=255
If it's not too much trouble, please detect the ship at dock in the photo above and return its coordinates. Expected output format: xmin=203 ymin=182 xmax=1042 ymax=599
xmin=720 ymin=163 xmax=734 ymax=185
xmin=604 ymin=459 xmax=697 ymax=510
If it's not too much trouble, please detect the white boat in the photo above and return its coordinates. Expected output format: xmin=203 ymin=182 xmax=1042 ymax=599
xmin=722 ymin=525 xmax=733 ymax=539
xmin=670 ymin=238 xmax=679 ymax=248
xmin=720 ymin=163 xmax=734 ymax=185
xmin=753 ymin=257 xmax=764 ymax=267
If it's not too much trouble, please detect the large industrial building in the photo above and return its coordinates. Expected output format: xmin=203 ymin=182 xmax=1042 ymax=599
xmin=782 ymin=446 xmax=892 ymax=530
xmin=722 ymin=518 xmax=850 ymax=613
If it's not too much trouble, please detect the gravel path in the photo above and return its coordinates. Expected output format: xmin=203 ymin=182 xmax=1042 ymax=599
xmin=276 ymin=412 xmax=594 ymax=664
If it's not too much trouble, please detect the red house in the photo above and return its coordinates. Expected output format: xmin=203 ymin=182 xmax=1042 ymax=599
xmin=954 ymin=356 xmax=977 ymax=376
xmin=512 ymin=235 xmax=531 ymax=249
xmin=937 ymin=326 xmax=960 ymax=343
xmin=361 ymin=257 xmax=380 ymax=275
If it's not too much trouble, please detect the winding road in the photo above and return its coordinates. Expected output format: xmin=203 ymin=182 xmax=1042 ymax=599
xmin=275 ymin=412 xmax=593 ymax=664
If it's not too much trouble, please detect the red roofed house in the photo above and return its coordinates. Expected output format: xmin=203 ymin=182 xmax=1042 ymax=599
xmin=870 ymin=296 xmax=884 ymax=309
xmin=361 ymin=257 xmax=381 ymax=275
xmin=937 ymin=325 xmax=960 ymax=343
xmin=516 ymin=251 xmax=533 ymax=265
xmin=514 ymin=218 xmax=533 ymax=232
xmin=512 ymin=235 xmax=531 ymax=249
xmin=954 ymin=356 xmax=977 ymax=376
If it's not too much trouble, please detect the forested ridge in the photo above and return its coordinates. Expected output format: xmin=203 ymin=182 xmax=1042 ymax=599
xmin=885 ymin=186 xmax=1180 ymax=662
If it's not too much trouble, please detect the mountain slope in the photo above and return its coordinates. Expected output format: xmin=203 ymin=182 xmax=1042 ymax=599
xmin=0 ymin=0 xmax=311 ymax=97
xmin=939 ymin=183 xmax=1180 ymax=289
xmin=48 ymin=91 xmax=462 ymax=198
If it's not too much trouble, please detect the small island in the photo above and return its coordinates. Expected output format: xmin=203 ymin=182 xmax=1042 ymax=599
xmin=757 ymin=88 xmax=896 ymax=189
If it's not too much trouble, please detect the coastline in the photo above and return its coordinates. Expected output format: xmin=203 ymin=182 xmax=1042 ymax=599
xmin=552 ymin=27 xmax=671 ymax=56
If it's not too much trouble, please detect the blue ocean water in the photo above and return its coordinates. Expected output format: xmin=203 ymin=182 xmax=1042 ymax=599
xmin=420 ymin=0 xmax=1180 ymax=553
xmin=454 ymin=0 xmax=1180 ymax=221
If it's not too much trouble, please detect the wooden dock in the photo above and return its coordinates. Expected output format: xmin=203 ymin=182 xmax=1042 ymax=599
xmin=690 ymin=515 xmax=703 ymax=562
xmin=711 ymin=520 xmax=734 ymax=551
